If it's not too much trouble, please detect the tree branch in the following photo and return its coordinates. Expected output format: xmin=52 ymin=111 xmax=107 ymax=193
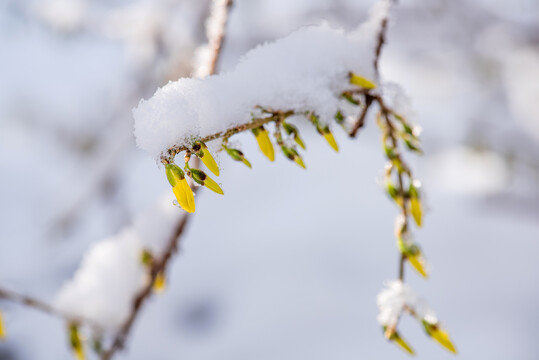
xmin=0 ymin=288 xmax=102 ymax=330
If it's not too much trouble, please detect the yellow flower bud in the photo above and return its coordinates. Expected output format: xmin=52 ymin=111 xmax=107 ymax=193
xmin=190 ymin=168 xmax=224 ymax=195
xmin=194 ymin=141 xmax=220 ymax=176
xmin=0 ymin=310 xmax=6 ymax=340
xmin=409 ymin=181 xmax=423 ymax=227
xmin=282 ymin=122 xmax=306 ymax=150
xmin=383 ymin=326 xmax=414 ymax=355
xmin=281 ymin=146 xmax=306 ymax=169
xmin=310 ymin=113 xmax=339 ymax=152
xmin=422 ymin=321 xmax=457 ymax=354
xmin=153 ymin=271 xmax=166 ymax=293
xmin=223 ymin=146 xmax=252 ymax=168
xmin=397 ymin=236 xmax=428 ymax=278
xmin=166 ymin=164 xmax=195 ymax=213
xmin=349 ymin=72 xmax=377 ymax=89
xmin=252 ymin=126 xmax=275 ymax=161
xmin=68 ymin=323 xmax=85 ymax=360
xmin=322 ymin=131 xmax=339 ymax=152
xmin=407 ymin=253 xmax=428 ymax=278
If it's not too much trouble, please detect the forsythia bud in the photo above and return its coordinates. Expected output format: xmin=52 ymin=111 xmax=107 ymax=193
xmin=282 ymin=122 xmax=306 ymax=150
xmin=153 ymin=271 xmax=166 ymax=293
xmin=252 ymin=126 xmax=275 ymax=161
xmin=0 ymin=310 xmax=5 ymax=340
xmin=383 ymin=326 xmax=415 ymax=355
xmin=397 ymin=236 xmax=428 ymax=278
xmin=409 ymin=181 xmax=423 ymax=227
xmin=165 ymin=164 xmax=195 ymax=213
xmin=422 ymin=320 xmax=457 ymax=354
xmin=223 ymin=145 xmax=252 ymax=168
xmin=68 ymin=323 xmax=85 ymax=360
xmin=310 ymin=114 xmax=339 ymax=152
xmin=193 ymin=141 xmax=220 ymax=176
xmin=349 ymin=72 xmax=377 ymax=89
xmin=281 ymin=146 xmax=306 ymax=169
xmin=189 ymin=168 xmax=224 ymax=195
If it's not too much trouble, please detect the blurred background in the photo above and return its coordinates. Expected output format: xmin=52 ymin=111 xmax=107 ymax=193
xmin=1 ymin=0 xmax=538 ymax=359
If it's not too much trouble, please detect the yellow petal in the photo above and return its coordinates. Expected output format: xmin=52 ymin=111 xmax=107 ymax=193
xmin=393 ymin=334 xmax=415 ymax=355
xmin=349 ymin=73 xmax=377 ymax=89
xmin=407 ymin=254 xmax=428 ymax=278
xmin=203 ymin=175 xmax=224 ymax=195
xmin=0 ymin=311 xmax=6 ymax=340
xmin=200 ymin=146 xmax=220 ymax=176
xmin=430 ymin=328 xmax=457 ymax=354
xmin=153 ymin=271 xmax=166 ymax=294
xmin=323 ymin=131 xmax=339 ymax=152
xmin=255 ymin=129 xmax=275 ymax=161
xmin=410 ymin=197 xmax=422 ymax=227
xmin=173 ymin=179 xmax=195 ymax=213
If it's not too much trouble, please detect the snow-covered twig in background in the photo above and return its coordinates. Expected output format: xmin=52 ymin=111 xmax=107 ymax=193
xmin=98 ymin=1 xmax=234 ymax=359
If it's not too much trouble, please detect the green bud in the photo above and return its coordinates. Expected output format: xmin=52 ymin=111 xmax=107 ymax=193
xmin=165 ymin=164 xmax=185 ymax=186
xmin=342 ymin=93 xmax=360 ymax=105
xmin=386 ymin=182 xmax=399 ymax=200
xmin=384 ymin=145 xmax=397 ymax=159
xmin=141 ymin=250 xmax=154 ymax=266
xmin=224 ymin=146 xmax=252 ymax=168
xmin=190 ymin=168 xmax=207 ymax=185
xmin=335 ymin=110 xmax=344 ymax=125
xmin=404 ymin=139 xmax=422 ymax=153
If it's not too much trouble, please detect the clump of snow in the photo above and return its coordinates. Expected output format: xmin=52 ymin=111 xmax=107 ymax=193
xmin=134 ymin=1 xmax=392 ymax=159
xmin=55 ymin=194 xmax=184 ymax=329
xmin=377 ymin=280 xmax=435 ymax=326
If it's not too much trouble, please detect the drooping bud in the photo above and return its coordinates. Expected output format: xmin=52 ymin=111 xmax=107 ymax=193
xmin=190 ymin=168 xmax=224 ymax=195
xmin=223 ymin=145 xmax=252 ymax=168
xmin=342 ymin=93 xmax=360 ymax=105
xmin=282 ymin=122 xmax=306 ymax=150
xmin=140 ymin=249 xmax=154 ymax=267
xmin=153 ymin=271 xmax=166 ymax=293
xmin=0 ymin=310 xmax=5 ymax=340
xmin=68 ymin=323 xmax=85 ymax=360
xmin=252 ymin=126 xmax=275 ymax=161
xmin=335 ymin=110 xmax=345 ymax=126
xmin=383 ymin=326 xmax=415 ymax=355
xmin=310 ymin=114 xmax=339 ymax=152
xmin=281 ymin=146 xmax=306 ymax=169
xmin=409 ymin=180 xmax=423 ymax=227
xmin=397 ymin=235 xmax=428 ymax=278
xmin=165 ymin=164 xmax=195 ymax=213
xmin=422 ymin=320 xmax=457 ymax=354
xmin=193 ymin=141 xmax=220 ymax=176
xmin=349 ymin=72 xmax=377 ymax=89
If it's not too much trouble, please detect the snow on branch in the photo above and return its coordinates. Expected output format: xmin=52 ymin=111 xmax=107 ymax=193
xmin=134 ymin=19 xmax=386 ymax=159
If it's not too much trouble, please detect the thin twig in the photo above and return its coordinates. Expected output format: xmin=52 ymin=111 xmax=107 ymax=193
xmin=0 ymin=288 xmax=102 ymax=330
xmin=349 ymin=0 xmax=393 ymax=137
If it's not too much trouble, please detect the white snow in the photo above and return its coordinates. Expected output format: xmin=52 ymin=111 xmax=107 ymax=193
xmin=54 ymin=194 xmax=184 ymax=329
xmin=376 ymin=280 xmax=436 ymax=326
xmin=133 ymin=1 xmax=392 ymax=159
